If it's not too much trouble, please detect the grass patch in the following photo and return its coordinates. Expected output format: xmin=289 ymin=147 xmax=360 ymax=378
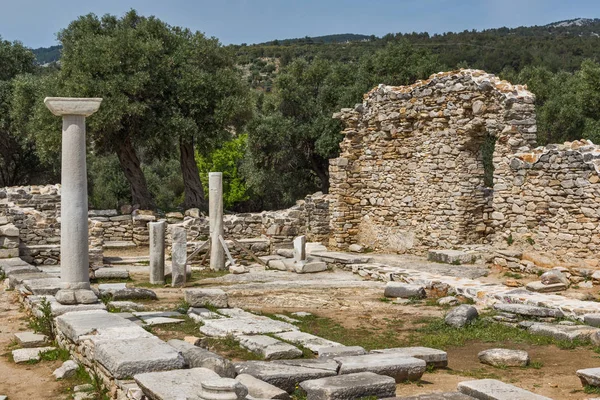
xmin=152 ymin=316 xmax=200 ymax=338
xmin=39 ymin=347 xmax=70 ymax=362
xmin=379 ymin=297 xmax=392 ymax=303
xmin=503 ymin=272 xmax=523 ymax=279
xmin=584 ymin=384 xmax=600 ymax=394
xmin=528 ymin=360 xmax=544 ymax=369
xmin=28 ymin=298 xmax=55 ymax=341
xmin=204 ymin=335 xmax=263 ymax=361
xmin=447 ymin=367 xmax=501 ymax=380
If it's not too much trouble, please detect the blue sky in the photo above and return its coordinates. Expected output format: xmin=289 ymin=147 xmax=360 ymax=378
xmin=2 ymin=0 xmax=600 ymax=49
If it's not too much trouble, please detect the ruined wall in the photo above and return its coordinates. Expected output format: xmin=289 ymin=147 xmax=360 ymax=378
xmin=495 ymin=140 xmax=600 ymax=258
xmin=329 ymin=69 xmax=536 ymax=253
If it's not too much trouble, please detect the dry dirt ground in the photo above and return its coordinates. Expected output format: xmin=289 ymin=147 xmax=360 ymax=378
xmin=2 ymin=260 xmax=600 ymax=399
xmin=0 ymin=287 xmax=67 ymax=400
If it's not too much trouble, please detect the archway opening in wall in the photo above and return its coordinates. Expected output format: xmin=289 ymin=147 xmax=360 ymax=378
xmin=482 ymin=133 xmax=496 ymax=188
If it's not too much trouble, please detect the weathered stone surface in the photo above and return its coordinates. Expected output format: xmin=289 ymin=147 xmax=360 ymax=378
xmin=109 ymin=287 xmax=158 ymax=301
xmin=457 ymin=379 xmax=552 ymax=400
xmin=300 ymin=372 xmax=396 ymax=400
xmin=135 ymin=367 xmax=246 ymax=400
xmin=540 ymin=270 xmax=569 ymax=286
xmin=293 ymin=235 xmax=306 ymax=262
xmin=528 ymin=322 xmax=599 ymax=341
xmin=584 ymin=314 xmax=600 ymax=328
xmin=493 ymin=303 xmax=564 ymax=318
xmin=236 ymin=373 xmax=290 ymax=400
xmin=295 ymin=261 xmax=328 ymax=274
xmin=12 ymin=346 xmax=56 ymax=364
xmin=445 ymin=305 xmax=478 ymax=328
xmin=93 ymin=268 xmax=129 ymax=279
xmin=95 ymin=337 xmax=185 ymax=379
xmin=234 ymin=361 xmax=337 ymax=393
xmin=387 ymin=393 xmax=474 ymax=400
xmin=201 ymin=317 xmax=297 ymax=337
xmin=21 ymin=277 xmax=62 ymax=295
xmin=237 ymin=335 xmax=303 ymax=360
xmin=184 ymin=288 xmax=228 ymax=308
xmin=525 ymin=281 xmax=567 ymax=293
xmin=478 ymin=348 xmax=530 ymax=367
xmin=427 ymin=250 xmax=478 ymax=264
xmin=167 ymin=339 xmax=235 ymax=377
xmin=274 ymin=331 xmax=341 ymax=354
xmin=171 ymin=226 xmax=187 ymax=287
xmin=13 ymin=331 xmax=47 ymax=348
xmin=188 ymin=307 xmax=223 ymax=322
xmin=438 ymin=296 xmax=459 ymax=306
xmin=384 ymin=282 xmax=426 ymax=299
xmin=577 ymin=367 xmax=600 ymax=387
xmin=53 ymin=360 xmax=79 ymax=379
xmin=370 ymin=346 xmax=448 ymax=368
xmin=273 ymin=359 xmax=340 ymax=373
xmin=107 ymin=301 xmax=145 ymax=312
xmin=334 ymin=354 xmax=426 ymax=382
xmin=317 ymin=346 xmax=366 ymax=359
xmin=56 ymin=310 xmax=133 ymax=343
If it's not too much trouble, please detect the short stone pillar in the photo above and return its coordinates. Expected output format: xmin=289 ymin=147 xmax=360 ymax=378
xmin=209 ymin=172 xmax=225 ymax=271
xmin=149 ymin=221 xmax=166 ymax=284
xmin=293 ymin=235 xmax=306 ymax=262
xmin=171 ymin=226 xmax=187 ymax=287
xmin=44 ymin=97 xmax=102 ymax=305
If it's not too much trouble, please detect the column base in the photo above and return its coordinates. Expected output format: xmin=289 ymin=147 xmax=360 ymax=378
xmin=55 ymin=289 xmax=99 ymax=305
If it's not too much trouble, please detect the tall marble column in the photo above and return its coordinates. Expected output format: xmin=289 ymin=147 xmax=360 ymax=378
xmin=149 ymin=221 xmax=166 ymax=284
xmin=45 ymin=97 xmax=102 ymax=305
xmin=209 ymin=172 xmax=225 ymax=271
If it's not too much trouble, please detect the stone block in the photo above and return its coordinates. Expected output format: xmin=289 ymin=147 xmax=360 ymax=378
xmin=12 ymin=346 xmax=56 ymax=364
xmin=525 ymin=281 xmax=567 ymax=293
xmin=273 ymin=359 xmax=340 ymax=373
xmin=13 ymin=331 xmax=47 ymax=348
xmin=299 ymin=372 xmax=396 ymax=400
xmin=457 ymin=379 xmax=552 ymax=400
xmin=53 ymin=360 xmax=79 ymax=379
xmin=317 ymin=346 xmax=366 ymax=359
xmin=56 ymin=310 xmax=137 ymax=342
xmin=94 ymin=268 xmax=129 ymax=279
xmin=237 ymin=335 xmax=303 ymax=360
xmin=110 ymin=288 xmax=158 ymax=301
xmin=236 ymin=373 xmax=290 ymax=400
xmin=384 ymin=282 xmax=426 ymax=299
xmin=184 ymin=288 xmax=228 ymax=308
xmin=527 ymin=322 xmax=599 ymax=341
xmin=0 ymin=248 xmax=19 ymax=258
xmin=107 ymin=301 xmax=145 ymax=312
xmin=167 ymin=339 xmax=235 ymax=377
xmin=171 ymin=226 xmax=187 ymax=287
xmin=577 ymin=367 xmax=600 ymax=387
xmin=135 ymin=367 xmax=246 ymax=400
xmin=293 ymin=235 xmax=306 ymax=262
xmin=95 ymin=337 xmax=185 ymax=379
xmin=445 ymin=305 xmax=478 ymax=328
xmin=295 ymin=261 xmax=327 ymax=274
xmin=370 ymin=346 xmax=448 ymax=368
xmin=0 ymin=223 xmax=19 ymax=237
xmin=234 ymin=361 xmax=337 ymax=393
xmin=200 ymin=317 xmax=297 ymax=337
xmin=478 ymin=348 xmax=529 ymax=367
xmin=274 ymin=331 xmax=341 ymax=354
xmin=21 ymin=277 xmax=62 ymax=295
xmin=334 ymin=354 xmax=426 ymax=383
xmin=427 ymin=249 xmax=478 ymax=264
xmin=584 ymin=314 xmax=600 ymax=328
xmin=493 ymin=303 xmax=564 ymax=318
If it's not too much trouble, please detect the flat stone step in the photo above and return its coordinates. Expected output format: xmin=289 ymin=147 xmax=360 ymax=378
xmin=527 ymin=322 xmax=599 ymax=341
xmin=300 ymin=371 xmax=396 ymax=400
xmin=235 ymin=373 xmax=289 ymax=400
xmin=334 ymin=354 xmax=426 ymax=383
xmin=317 ymin=346 xmax=367 ymax=359
xmin=273 ymin=359 xmax=340 ymax=373
xmin=310 ymin=251 xmax=373 ymax=265
xmin=7 ymin=271 xmax=50 ymax=288
xmin=274 ymin=331 xmax=341 ymax=354
xmin=200 ymin=317 xmax=297 ymax=337
xmin=457 ymin=379 xmax=552 ymax=400
xmin=13 ymin=332 xmax=48 ymax=348
xmin=95 ymin=337 xmax=185 ymax=379
xmin=94 ymin=268 xmax=130 ymax=279
xmin=234 ymin=361 xmax=337 ymax=393
xmin=12 ymin=346 xmax=56 ymax=364
xmin=103 ymin=241 xmax=137 ymax=250
xmin=370 ymin=346 xmax=448 ymax=368
xmin=237 ymin=335 xmax=303 ymax=360
xmin=56 ymin=309 xmax=142 ymax=343
xmin=21 ymin=277 xmax=62 ymax=295
xmin=27 ymin=295 xmax=107 ymax=316
xmin=525 ymin=281 xmax=567 ymax=293
xmin=135 ymin=367 xmax=247 ymax=400
xmin=493 ymin=303 xmax=564 ymax=318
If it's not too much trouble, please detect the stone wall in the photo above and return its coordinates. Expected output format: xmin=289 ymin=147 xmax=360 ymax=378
xmin=495 ymin=140 xmax=600 ymax=258
xmin=329 ymin=69 xmax=536 ymax=253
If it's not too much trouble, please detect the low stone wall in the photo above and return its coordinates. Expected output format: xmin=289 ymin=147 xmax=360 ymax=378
xmin=494 ymin=140 xmax=600 ymax=258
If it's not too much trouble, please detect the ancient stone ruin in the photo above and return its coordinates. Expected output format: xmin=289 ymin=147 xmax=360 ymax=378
xmin=329 ymin=69 xmax=600 ymax=263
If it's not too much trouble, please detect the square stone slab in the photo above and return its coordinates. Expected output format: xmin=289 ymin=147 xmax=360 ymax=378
xmin=144 ymin=317 xmax=185 ymax=326
xmin=457 ymin=379 xmax=552 ymax=400
xmin=370 ymin=347 xmax=448 ymax=368
xmin=334 ymin=354 xmax=426 ymax=382
xmin=200 ymin=317 xmax=297 ymax=337
xmin=95 ymin=337 xmax=185 ymax=379
xmin=237 ymin=335 xmax=303 ymax=360
xmin=234 ymin=361 xmax=337 ymax=393
xmin=56 ymin=310 xmax=136 ymax=343
xmin=12 ymin=346 xmax=56 ymax=364
xmin=577 ymin=367 xmax=600 ymax=387
xmin=22 ymin=277 xmax=62 ymax=295
xmin=300 ymin=371 xmax=396 ymax=400
xmin=274 ymin=331 xmax=341 ymax=354
xmin=134 ymin=367 xmax=228 ymax=400
xmin=14 ymin=332 xmax=48 ymax=348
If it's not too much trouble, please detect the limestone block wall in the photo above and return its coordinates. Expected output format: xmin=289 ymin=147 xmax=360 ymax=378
xmin=329 ymin=69 xmax=536 ymax=253
xmin=495 ymin=140 xmax=600 ymax=257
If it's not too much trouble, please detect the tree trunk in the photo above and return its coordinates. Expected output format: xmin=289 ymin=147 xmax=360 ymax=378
xmin=115 ymin=136 xmax=156 ymax=210
xmin=179 ymin=138 xmax=206 ymax=210
xmin=310 ymin=156 xmax=330 ymax=194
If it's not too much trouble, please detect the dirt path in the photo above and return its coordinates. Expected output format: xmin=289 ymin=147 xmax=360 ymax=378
xmin=0 ymin=287 xmax=66 ymax=400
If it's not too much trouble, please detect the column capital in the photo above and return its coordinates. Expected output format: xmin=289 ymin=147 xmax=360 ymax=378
xmin=44 ymin=97 xmax=103 ymax=117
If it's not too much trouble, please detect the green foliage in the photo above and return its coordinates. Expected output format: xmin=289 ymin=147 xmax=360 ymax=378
xmin=39 ymin=347 xmax=70 ymax=362
xmin=29 ymin=298 xmax=55 ymax=341
xmin=87 ymin=154 xmax=131 ymax=209
xmin=196 ymin=134 xmax=250 ymax=209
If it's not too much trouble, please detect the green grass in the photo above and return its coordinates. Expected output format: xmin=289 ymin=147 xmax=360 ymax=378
xmin=204 ymin=335 xmax=263 ymax=361
xmin=503 ymin=272 xmax=523 ymax=279
xmin=447 ymin=367 xmax=501 ymax=380
xmin=379 ymin=297 xmax=392 ymax=303
xmin=153 ymin=316 xmax=200 ymax=336
xmin=528 ymin=360 xmax=544 ymax=369
xmin=584 ymin=384 xmax=600 ymax=394
xmin=28 ymin=298 xmax=55 ymax=341
xmin=26 ymin=347 xmax=70 ymax=364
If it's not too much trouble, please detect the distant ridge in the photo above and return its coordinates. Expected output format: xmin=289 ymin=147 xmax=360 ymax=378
xmin=545 ymin=18 xmax=600 ymax=28
xmin=260 ymin=33 xmax=373 ymax=45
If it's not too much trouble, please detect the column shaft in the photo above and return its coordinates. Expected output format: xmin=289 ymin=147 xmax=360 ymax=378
xmin=209 ymin=172 xmax=225 ymax=271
